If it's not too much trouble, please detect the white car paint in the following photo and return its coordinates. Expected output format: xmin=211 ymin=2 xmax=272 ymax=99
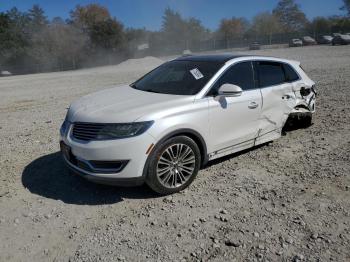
xmin=60 ymin=55 xmax=315 ymax=184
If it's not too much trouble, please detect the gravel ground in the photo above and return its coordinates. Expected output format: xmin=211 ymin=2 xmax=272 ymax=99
xmin=0 ymin=46 xmax=349 ymax=262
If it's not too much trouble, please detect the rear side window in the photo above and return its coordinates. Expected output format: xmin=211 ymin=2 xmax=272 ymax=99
xmin=210 ymin=61 xmax=255 ymax=94
xmin=257 ymin=61 xmax=285 ymax=87
xmin=283 ymin=64 xmax=300 ymax=82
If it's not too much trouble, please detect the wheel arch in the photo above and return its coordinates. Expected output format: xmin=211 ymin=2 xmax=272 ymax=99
xmin=153 ymin=129 xmax=208 ymax=167
xmin=291 ymin=103 xmax=311 ymax=114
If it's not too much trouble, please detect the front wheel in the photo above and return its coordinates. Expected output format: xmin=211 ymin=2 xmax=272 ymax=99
xmin=146 ymin=136 xmax=201 ymax=195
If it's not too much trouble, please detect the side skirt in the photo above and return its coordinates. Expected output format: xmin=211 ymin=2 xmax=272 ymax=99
xmin=208 ymin=129 xmax=281 ymax=161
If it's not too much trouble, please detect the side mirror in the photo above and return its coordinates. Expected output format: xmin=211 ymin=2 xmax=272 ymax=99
xmin=217 ymin=84 xmax=243 ymax=97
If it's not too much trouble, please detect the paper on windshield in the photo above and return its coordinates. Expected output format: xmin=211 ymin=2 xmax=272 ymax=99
xmin=190 ymin=68 xmax=204 ymax=80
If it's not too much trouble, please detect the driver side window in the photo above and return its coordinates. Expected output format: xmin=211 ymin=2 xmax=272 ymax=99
xmin=208 ymin=61 xmax=255 ymax=96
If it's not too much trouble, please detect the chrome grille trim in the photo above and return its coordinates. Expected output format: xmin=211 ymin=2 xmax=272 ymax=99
xmin=72 ymin=122 xmax=105 ymax=141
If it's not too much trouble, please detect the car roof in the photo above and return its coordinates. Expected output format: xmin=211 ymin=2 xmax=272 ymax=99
xmin=175 ymin=54 xmax=248 ymax=63
xmin=174 ymin=53 xmax=297 ymax=65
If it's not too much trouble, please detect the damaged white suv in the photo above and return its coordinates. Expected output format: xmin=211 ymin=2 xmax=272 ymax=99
xmin=60 ymin=54 xmax=316 ymax=194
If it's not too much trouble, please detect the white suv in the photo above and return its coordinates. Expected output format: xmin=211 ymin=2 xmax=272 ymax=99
xmin=60 ymin=54 xmax=316 ymax=194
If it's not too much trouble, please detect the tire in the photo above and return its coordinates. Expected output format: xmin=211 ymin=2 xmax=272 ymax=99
xmin=300 ymin=113 xmax=312 ymax=128
xmin=284 ymin=112 xmax=312 ymax=131
xmin=146 ymin=136 xmax=201 ymax=195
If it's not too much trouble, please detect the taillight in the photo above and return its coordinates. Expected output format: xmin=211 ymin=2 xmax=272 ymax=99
xmin=311 ymin=85 xmax=317 ymax=96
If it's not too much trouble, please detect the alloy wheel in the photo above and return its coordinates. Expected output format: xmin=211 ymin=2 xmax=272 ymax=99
xmin=156 ymin=143 xmax=196 ymax=188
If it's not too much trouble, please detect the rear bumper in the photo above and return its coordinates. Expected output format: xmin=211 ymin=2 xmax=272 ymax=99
xmin=62 ymin=155 xmax=145 ymax=186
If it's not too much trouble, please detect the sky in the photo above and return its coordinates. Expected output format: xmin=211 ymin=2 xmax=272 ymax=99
xmin=0 ymin=0 xmax=345 ymax=30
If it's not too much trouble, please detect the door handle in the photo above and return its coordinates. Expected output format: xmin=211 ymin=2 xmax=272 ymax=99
xmin=248 ymin=101 xmax=259 ymax=109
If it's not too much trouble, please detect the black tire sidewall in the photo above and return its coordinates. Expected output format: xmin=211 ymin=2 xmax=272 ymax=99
xmin=146 ymin=136 xmax=201 ymax=195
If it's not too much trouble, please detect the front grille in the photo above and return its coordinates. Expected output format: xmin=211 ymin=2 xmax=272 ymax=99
xmin=72 ymin=122 xmax=105 ymax=141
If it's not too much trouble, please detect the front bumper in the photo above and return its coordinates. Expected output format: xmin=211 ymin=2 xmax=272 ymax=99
xmin=60 ymin=124 xmax=156 ymax=185
xmin=63 ymin=155 xmax=145 ymax=186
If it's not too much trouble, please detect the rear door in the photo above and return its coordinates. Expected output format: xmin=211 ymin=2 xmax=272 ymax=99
xmin=207 ymin=61 xmax=262 ymax=155
xmin=254 ymin=61 xmax=295 ymax=141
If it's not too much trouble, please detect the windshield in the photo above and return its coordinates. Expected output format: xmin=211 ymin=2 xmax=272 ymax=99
xmin=131 ymin=60 xmax=223 ymax=95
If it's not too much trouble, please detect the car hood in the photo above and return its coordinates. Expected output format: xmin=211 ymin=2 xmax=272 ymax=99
xmin=68 ymin=85 xmax=194 ymax=123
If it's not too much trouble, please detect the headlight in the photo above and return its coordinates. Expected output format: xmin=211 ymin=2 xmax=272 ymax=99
xmin=60 ymin=117 xmax=70 ymax=137
xmin=96 ymin=121 xmax=154 ymax=140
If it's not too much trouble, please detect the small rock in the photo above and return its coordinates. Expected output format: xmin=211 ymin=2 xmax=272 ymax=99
xmin=164 ymin=196 xmax=173 ymax=202
xmin=253 ymin=232 xmax=260 ymax=238
xmin=261 ymin=195 xmax=269 ymax=200
xmin=276 ymin=250 xmax=283 ymax=256
xmin=224 ymin=239 xmax=240 ymax=247
xmin=213 ymin=243 xmax=220 ymax=249
xmin=44 ymin=214 xmax=52 ymax=219
xmin=293 ymin=254 xmax=304 ymax=261
xmin=256 ymin=253 xmax=263 ymax=259
xmin=219 ymin=209 xmax=228 ymax=214
xmin=14 ymin=218 xmax=19 ymax=224
xmin=199 ymin=217 xmax=206 ymax=223
xmin=286 ymin=237 xmax=294 ymax=244
xmin=311 ymin=233 xmax=318 ymax=240
xmin=220 ymin=216 xmax=228 ymax=222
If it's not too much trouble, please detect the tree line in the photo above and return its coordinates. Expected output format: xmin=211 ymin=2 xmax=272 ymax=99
xmin=0 ymin=0 xmax=349 ymax=74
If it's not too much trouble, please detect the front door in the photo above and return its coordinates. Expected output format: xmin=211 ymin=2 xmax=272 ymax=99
xmin=207 ymin=61 xmax=262 ymax=157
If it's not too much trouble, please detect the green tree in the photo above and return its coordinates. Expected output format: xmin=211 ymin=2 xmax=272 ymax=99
xmin=69 ymin=4 xmax=126 ymax=59
xmin=125 ymin=27 xmax=151 ymax=53
xmin=341 ymin=0 xmax=350 ymax=16
xmin=218 ymin=17 xmax=246 ymax=48
xmin=90 ymin=18 xmax=125 ymax=50
xmin=251 ymin=12 xmax=282 ymax=44
xmin=273 ymin=0 xmax=308 ymax=32
xmin=308 ymin=17 xmax=332 ymax=37
xmin=28 ymin=4 xmax=48 ymax=31
xmin=1 ymin=8 xmax=30 ymax=67
xmin=161 ymin=8 xmax=208 ymax=51
xmin=69 ymin=4 xmax=110 ymax=31
xmin=184 ymin=17 xmax=208 ymax=49
xmin=29 ymin=22 xmax=87 ymax=70
xmin=0 ymin=13 xmax=12 ymax=62
xmin=329 ymin=16 xmax=350 ymax=33
xmin=161 ymin=8 xmax=186 ymax=48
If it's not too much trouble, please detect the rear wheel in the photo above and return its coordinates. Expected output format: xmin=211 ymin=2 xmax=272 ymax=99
xmin=146 ymin=136 xmax=201 ymax=195
xmin=284 ymin=111 xmax=312 ymax=131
